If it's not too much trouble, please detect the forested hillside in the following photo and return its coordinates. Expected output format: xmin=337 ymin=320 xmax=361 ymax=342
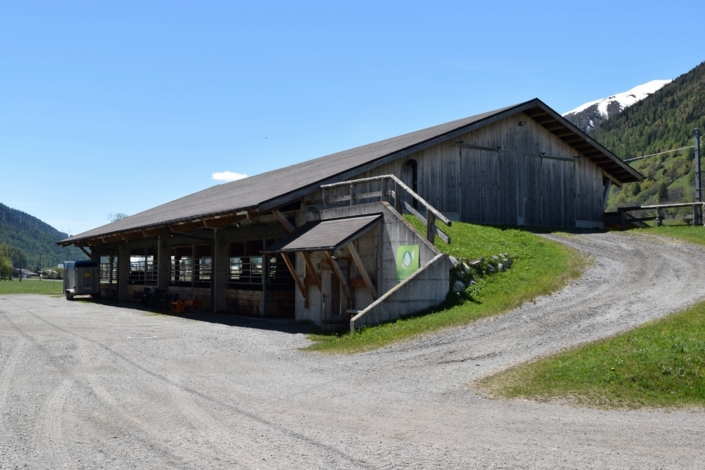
xmin=591 ymin=62 xmax=705 ymax=210
xmin=0 ymin=203 xmax=84 ymax=269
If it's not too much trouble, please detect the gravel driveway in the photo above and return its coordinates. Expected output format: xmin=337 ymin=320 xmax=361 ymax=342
xmin=1 ymin=232 xmax=705 ymax=469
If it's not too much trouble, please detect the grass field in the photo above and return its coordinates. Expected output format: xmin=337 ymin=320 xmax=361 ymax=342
xmin=0 ymin=278 xmax=64 ymax=296
xmin=480 ymin=225 xmax=705 ymax=409
xmin=306 ymin=221 xmax=585 ymax=353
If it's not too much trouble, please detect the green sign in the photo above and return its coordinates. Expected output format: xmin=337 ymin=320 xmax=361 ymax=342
xmin=396 ymin=245 xmax=419 ymax=281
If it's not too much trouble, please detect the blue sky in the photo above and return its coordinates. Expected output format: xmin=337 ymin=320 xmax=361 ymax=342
xmin=1 ymin=0 xmax=703 ymax=236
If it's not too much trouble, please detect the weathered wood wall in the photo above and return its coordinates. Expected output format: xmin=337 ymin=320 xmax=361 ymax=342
xmin=354 ymin=112 xmax=606 ymax=228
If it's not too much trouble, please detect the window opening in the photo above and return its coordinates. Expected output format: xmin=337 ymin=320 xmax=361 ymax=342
xmin=129 ymin=247 xmax=157 ymax=285
xmin=228 ymin=239 xmax=293 ymax=289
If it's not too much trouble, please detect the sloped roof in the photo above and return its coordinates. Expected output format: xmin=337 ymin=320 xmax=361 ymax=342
xmin=60 ymin=98 xmax=641 ymax=245
xmin=264 ymin=214 xmax=381 ymax=253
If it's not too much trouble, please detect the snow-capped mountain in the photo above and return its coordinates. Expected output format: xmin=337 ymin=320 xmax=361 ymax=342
xmin=563 ymin=79 xmax=672 ymax=132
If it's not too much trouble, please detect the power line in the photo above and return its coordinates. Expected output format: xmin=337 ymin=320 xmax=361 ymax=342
xmin=623 ymin=145 xmax=695 ymax=163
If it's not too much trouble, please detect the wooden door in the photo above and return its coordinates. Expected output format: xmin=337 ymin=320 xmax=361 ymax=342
xmin=321 ymin=259 xmax=349 ymax=320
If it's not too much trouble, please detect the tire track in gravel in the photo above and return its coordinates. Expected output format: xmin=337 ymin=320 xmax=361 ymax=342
xmin=32 ymin=378 xmax=74 ymax=468
xmin=6 ymin=298 xmax=376 ymax=470
xmin=73 ymin=336 xmax=201 ymax=467
xmin=165 ymin=373 xmax=268 ymax=469
xmin=1 ymin=304 xmax=192 ymax=468
xmin=0 ymin=323 xmax=27 ymax=446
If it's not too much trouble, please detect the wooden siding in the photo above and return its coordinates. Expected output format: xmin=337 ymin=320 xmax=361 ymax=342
xmin=351 ymin=112 xmax=606 ymax=228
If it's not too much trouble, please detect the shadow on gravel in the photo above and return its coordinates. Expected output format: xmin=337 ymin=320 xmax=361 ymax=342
xmin=85 ymin=298 xmax=317 ymax=335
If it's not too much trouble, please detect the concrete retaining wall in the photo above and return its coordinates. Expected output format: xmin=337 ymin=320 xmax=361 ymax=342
xmin=350 ymin=253 xmax=451 ymax=331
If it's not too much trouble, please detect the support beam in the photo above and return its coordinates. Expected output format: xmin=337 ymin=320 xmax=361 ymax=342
xmin=347 ymin=243 xmax=376 ymax=300
xmin=272 ymin=209 xmax=321 ymax=290
xmin=281 ymin=253 xmax=307 ymax=308
xmin=157 ymin=236 xmax=171 ymax=290
xmin=324 ymin=251 xmax=352 ymax=302
xmin=78 ymin=246 xmax=92 ymax=258
xmin=169 ymin=220 xmax=206 ymax=233
xmin=212 ymin=229 xmax=229 ymax=312
xmin=117 ymin=243 xmax=130 ymax=301
xmin=142 ymin=227 xmax=166 ymax=238
xmin=204 ymin=214 xmax=246 ymax=229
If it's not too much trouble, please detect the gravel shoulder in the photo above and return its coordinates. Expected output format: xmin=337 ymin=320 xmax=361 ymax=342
xmin=1 ymin=232 xmax=705 ymax=469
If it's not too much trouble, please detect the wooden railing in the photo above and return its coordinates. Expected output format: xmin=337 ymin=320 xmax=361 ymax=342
xmin=320 ymin=175 xmax=452 ymax=244
xmin=618 ymin=202 xmax=705 ymax=229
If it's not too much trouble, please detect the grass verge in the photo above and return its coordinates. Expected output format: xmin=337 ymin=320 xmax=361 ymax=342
xmin=306 ymin=221 xmax=585 ymax=354
xmin=0 ymin=279 xmax=64 ymax=296
xmin=479 ymin=225 xmax=705 ymax=409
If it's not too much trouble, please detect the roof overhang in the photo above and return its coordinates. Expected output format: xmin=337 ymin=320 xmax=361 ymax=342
xmin=520 ymin=101 xmax=643 ymax=184
xmin=263 ymin=214 xmax=381 ymax=253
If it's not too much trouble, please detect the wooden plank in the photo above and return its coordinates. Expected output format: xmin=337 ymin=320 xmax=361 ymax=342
xmin=272 ymin=209 xmax=295 ymax=232
xmin=324 ymin=251 xmax=352 ymax=301
xmin=347 ymin=243 xmax=377 ymax=300
xmin=281 ymin=253 xmax=307 ymax=308
xmin=301 ymin=253 xmax=321 ymax=290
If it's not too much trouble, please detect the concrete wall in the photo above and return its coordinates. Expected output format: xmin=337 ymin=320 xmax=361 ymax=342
xmin=293 ymin=201 xmax=447 ymax=326
xmin=350 ymin=253 xmax=451 ymax=330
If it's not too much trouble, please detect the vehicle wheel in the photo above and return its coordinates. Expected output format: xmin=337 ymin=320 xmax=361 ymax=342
xmin=91 ymin=292 xmax=101 ymax=299
xmin=66 ymin=291 xmax=73 ymax=301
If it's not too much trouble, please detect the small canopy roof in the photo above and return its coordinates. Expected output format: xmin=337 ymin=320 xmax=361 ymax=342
xmin=264 ymin=215 xmax=381 ymax=253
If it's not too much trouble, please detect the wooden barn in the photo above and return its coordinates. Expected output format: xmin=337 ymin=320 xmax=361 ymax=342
xmin=58 ymin=98 xmax=641 ymax=328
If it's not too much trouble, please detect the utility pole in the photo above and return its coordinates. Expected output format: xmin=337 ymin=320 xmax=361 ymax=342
xmin=696 ymin=128 xmax=702 ymax=202
xmin=695 ymin=128 xmax=702 ymax=225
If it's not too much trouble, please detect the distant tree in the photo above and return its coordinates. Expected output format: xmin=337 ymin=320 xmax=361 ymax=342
xmin=108 ymin=213 xmax=129 ymax=222
xmin=0 ymin=254 xmax=12 ymax=280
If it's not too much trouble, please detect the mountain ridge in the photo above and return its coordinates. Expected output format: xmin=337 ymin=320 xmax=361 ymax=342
xmin=0 ymin=203 xmax=84 ymax=268
xmin=564 ymin=79 xmax=672 ymax=133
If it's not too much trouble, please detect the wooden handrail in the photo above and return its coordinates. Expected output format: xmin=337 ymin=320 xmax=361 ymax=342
xmin=618 ymin=202 xmax=705 ymax=229
xmin=321 ymin=175 xmax=452 ymax=227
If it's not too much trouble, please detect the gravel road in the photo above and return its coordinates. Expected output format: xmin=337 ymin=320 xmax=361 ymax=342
xmin=1 ymin=232 xmax=705 ymax=469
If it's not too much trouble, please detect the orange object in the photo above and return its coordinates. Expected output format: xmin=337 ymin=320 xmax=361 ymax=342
xmin=183 ymin=296 xmax=203 ymax=312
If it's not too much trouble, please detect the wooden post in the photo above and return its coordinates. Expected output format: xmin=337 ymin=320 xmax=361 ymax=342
xmin=261 ymin=238 xmax=268 ymax=317
xmin=281 ymin=253 xmax=307 ymax=308
xmin=426 ymin=211 xmax=436 ymax=244
xmin=693 ymin=204 xmax=699 ymax=227
xmin=620 ymin=209 xmax=627 ymax=231
xmin=349 ymin=183 xmax=355 ymax=207
xmin=322 ymin=187 xmax=327 ymax=209
xmin=380 ymin=177 xmax=387 ymax=204
xmin=324 ymin=251 xmax=352 ymax=302
xmin=347 ymin=243 xmax=377 ymax=300
xmin=657 ymin=208 xmax=663 ymax=227
xmin=394 ymin=181 xmax=403 ymax=214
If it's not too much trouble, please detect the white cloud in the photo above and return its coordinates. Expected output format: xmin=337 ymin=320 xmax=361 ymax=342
xmin=212 ymin=171 xmax=248 ymax=182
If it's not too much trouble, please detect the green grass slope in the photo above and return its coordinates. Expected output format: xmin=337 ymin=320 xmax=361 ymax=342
xmin=479 ymin=227 xmax=705 ymax=409
xmin=306 ymin=221 xmax=585 ymax=353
